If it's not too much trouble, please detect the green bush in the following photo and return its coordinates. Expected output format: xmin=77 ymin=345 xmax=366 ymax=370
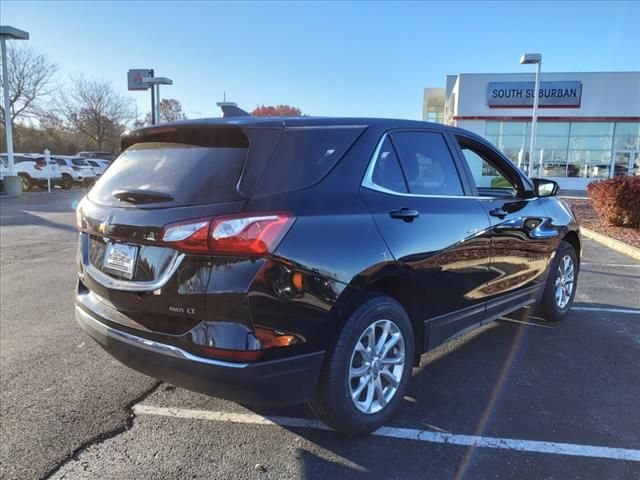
xmin=587 ymin=176 xmax=640 ymax=228
xmin=490 ymin=177 xmax=511 ymax=189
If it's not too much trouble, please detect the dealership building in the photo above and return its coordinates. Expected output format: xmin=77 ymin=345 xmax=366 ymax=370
xmin=423 ymin=71 xmax=640 ymax=191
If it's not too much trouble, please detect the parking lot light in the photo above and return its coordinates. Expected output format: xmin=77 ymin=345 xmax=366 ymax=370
xmin=520 ymin=53 xmax=542 ymax=178
xmin=1 ymin=25 xmax=29 ymax=196
xmin=142 ymin=76 xmax=173 ymax=124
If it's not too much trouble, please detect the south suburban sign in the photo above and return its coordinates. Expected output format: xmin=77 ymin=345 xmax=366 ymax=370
xmin=487 ymin=81 xmax=582 ymax=108
xmin=127 ymin=69 xmax=153 ymax=91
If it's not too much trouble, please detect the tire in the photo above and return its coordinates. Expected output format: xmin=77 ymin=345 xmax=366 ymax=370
xmin=61 ymin=174 xmax=73 ymax=190
xmin=538 ymin=241 xmax=579 ymax=322
xmin=309 ymin=295 xmax=415 ymax=436
xmin=19 ymin=174 xmax=32 ymax=192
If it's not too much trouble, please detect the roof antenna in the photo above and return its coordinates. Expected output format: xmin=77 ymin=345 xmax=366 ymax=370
xmin=216 ymin=100 xmax=251 ymax=118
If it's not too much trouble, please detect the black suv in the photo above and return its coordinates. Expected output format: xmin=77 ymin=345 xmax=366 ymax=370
xmin=75 ymin=117 xmax=580 ymax=435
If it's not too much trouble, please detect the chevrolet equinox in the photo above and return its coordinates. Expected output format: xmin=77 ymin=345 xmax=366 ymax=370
xmin=75 ymin=117 xmax=581 ymax=435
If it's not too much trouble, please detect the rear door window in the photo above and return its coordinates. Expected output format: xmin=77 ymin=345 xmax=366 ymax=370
xmin=390 ymin=131 xmax=464 ymax=196
xmin=370 ymin=136 xmax=408 ymax=193
xmin=89 ymin=142 xmax=247 ymax=207
xmin=72 ymin=158 xmax=90 ymax=166
xmin=253 ymin=127 xmax=364 ymax=196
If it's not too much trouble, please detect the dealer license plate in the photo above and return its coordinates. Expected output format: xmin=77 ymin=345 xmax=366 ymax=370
xmin=103 ymin=242 xmax=138 ymax=279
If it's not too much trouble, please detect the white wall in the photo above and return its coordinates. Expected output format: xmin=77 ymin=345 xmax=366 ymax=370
xmin=454 ymin=119 xmax=485 ymax=135
xmin=453 ymin=71 xmax=640 ymax=118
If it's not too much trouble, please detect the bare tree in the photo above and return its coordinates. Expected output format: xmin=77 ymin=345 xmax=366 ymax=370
xmin=59 ymin=76 xmax=134 ymax=151
xmin=135 ymin=98 xmax=187 ymax=127
xmin=0 ymin=45 xmax=58 ymax=127
xmin=158 ymin=98 xmax=187 ymax=122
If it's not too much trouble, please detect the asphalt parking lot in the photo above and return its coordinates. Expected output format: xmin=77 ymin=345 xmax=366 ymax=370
xmin=1 ymin=189 xmax=639 ymax=480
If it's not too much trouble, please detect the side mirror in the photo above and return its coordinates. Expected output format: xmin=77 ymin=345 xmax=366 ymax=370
xmin=532 ymin=178 xmax=559 ymax=197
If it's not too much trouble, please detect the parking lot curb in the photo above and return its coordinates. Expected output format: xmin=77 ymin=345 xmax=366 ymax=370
xmin=581 ymin=227 xmax=640 ymax=261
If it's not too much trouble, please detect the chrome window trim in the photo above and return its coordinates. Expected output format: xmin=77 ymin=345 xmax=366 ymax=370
xmin=284 ymin=125 xmax=368 ymax=130
xmin=76 ymin=306 xmax=249 ymax=369
xmin=361 ymin=132 xmax=517 ymax=201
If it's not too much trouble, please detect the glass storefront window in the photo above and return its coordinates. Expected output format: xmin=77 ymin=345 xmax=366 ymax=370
xmin=536 ymin=135 xmax=570 ymax=151
xmin=484 ymin=121 xmax=635 ymax=179
xmin=536 ymin=122 xmax=570 ymax=136
xmin=569 ymin=135 xmax=613 ymax=150
xmin=567 ymin=150 xmax=611 ymax=178
xmin=485 ymin=122 xmax=529 ymax=136
xmin=569 ymin=122 xmax=614 ymax=136
xmin=613 ymin=122 xmax=640 ymax=149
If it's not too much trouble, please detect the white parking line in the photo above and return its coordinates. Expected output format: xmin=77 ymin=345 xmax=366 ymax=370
xmin=572 ymin=307 xmax=640 ymax=315
xmin=133 ymin=405 xmax=640 ymax=462
xmin=581 ymin=263 xmax=640 ymax=267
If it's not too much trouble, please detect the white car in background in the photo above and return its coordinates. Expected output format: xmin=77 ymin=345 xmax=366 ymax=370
xmin=0 ymin=154 xmax=62 ymax=191
xmin=85 ymin=159 xmax=110 ymax=177
xmin=50 ymin=156 xmax=96 ymax=189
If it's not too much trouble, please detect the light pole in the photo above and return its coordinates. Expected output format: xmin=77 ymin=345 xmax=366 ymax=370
xmin=1 ymin=26 xmax=29 ymax=196
xmin=520 ymin=53 xmax=542 ymax=178
xmin=143 ymin=77 xmax=172 ymax=124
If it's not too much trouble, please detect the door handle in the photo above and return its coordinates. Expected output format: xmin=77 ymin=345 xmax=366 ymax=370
xmin=389 ymin=208 xmax=419 ymax=222
xmin=489 ymin=208 xmax=508 ymax=219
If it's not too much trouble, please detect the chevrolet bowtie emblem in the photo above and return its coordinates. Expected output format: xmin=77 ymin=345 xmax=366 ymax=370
xmin=99 ymin=222 xmax=111 ymax=235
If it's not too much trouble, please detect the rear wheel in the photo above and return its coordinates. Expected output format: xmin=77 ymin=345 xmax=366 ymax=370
xmin=309 ymin=295 xmax=414 ymax=436
xmin=539 ymin=241 xmax=578 ymax=321
xmin=19 ymin=174 xmax=32 ymax=192
xmin=61 ymin=174 xmax=73 ymax=190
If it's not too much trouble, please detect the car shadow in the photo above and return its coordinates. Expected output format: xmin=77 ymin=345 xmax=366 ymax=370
xmin=0 ymin=209 xmax=77 ymax=233
xmin=0 ymin=189 xmax=88 ymax=215
xmin=239 ymin=306 xmax=639 ymax=478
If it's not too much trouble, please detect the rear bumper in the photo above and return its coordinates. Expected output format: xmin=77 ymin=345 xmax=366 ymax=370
xmin=75 ymin=305 xmax=325 ymax=407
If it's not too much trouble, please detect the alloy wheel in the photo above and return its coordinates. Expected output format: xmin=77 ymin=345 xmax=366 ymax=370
xmin=555 ymin=254 xmax=575 ymax=309
xmin=349 ymin=319 xmax=405 ymax=414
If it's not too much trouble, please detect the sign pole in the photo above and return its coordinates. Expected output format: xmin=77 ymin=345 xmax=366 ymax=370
xmin=528 ymin=60 xmax=541 ymax=177
xmin=1 ymin=37 xmax=15 ymax=177
xmin=150 ymin=68 xmax=156 ymax=125
xmin=155 ymin=84 xmax=161 ymax=124
xmin=44 ymin=149 xmax=51 ymax=193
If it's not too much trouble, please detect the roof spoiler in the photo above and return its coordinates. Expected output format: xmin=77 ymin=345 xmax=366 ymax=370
xmin=216 ymin=102 xmax=251 ymax=118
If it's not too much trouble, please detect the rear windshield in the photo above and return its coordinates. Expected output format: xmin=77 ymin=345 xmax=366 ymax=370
xmin=253 ymin=127 xmax=364 ymax=196
xmin=72 ymin=158 xmax=89 ymax=166
xmin=88 ymin=160 xmax=99 ymax=167
xmin=89 ymin=142 xmax=247 ymax=207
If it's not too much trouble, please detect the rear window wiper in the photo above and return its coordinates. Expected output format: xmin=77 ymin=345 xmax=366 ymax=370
xmin=113 ymin=189 xmax=174 ymax=204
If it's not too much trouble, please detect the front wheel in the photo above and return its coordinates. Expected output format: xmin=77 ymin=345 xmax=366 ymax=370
xmin=309 ymin=295 xmax=414 ymax=436
xmin=61 ymin=174 xmax=73 ymax=190
xmin=538 ymin=241 xmax=578 ymax=321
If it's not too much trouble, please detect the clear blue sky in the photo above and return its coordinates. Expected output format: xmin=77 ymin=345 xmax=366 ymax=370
xmin=2 ymin=1 xmax=639 ymax=121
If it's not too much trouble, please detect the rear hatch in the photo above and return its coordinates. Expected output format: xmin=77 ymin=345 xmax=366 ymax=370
xmin=78 ymin=125 xmax=251 ymax=335
xmin=71 ymin=158 xmax=96 ymax=177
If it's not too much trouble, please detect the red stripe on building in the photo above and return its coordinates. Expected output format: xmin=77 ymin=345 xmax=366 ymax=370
xmin=451 ymin=116 xmax=640 ymax=122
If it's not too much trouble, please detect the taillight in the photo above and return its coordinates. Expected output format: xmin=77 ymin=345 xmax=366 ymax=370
xmin=160 ymin=220 xmax=210 ymax=254
xmin=210 ymin=214 xmax=294 ymax=256
xmin=160 ymin=213 xmax=294 ymax=256
xmin=34 ymin=163 xmax=44 ymax=170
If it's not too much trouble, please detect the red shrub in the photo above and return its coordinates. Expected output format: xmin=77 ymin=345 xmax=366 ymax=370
xmin=587 ymin=176 xmax=640 ymax=228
